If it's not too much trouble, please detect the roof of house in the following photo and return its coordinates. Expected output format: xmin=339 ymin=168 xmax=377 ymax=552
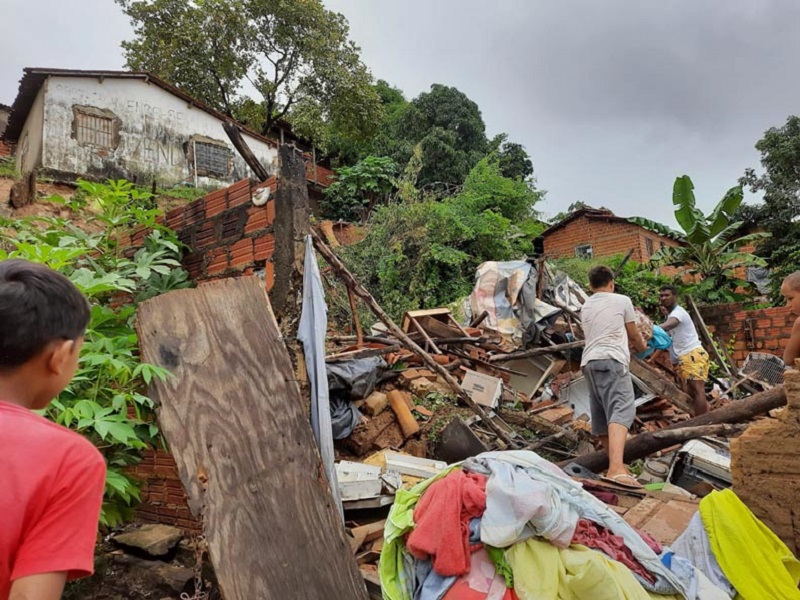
xmin=1 ymin=68 xmax=293 ymax=148
xmin=541 ymin=207 xmax=630 ymax=236
xmin=541 ymin=206 xmax=679 ymax=241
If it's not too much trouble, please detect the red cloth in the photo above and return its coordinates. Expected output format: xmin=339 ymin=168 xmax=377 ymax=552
xmin=407 ymin=470 xmax=487 ymax=577
xmin=572 ymin=519 xmax=656 ymax=584
xmin=0 ymin=401 xmax=106 ymax=599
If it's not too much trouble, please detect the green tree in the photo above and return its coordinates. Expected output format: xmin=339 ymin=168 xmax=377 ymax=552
xmin=739 ymin=115 xmax=800 ymax=300
xmin=117 ymin=0 xmax=382 ymax=147
xmin=342 ymin=158 xmax=544 ymax=319
xmin=322 ymin=156 xmax=398 ymax=221
xmin=488 ymin=134 xmax=534 ymax=181
xmin=631 ymin=175 xmax=769 ymax=303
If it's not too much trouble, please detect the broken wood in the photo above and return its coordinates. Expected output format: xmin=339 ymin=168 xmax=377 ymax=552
xmin=312 ymin=230 xmax=519 ymax=448
xmin=498 ymin=409 xmax=579 ymax=442
xmin=629 ymin=358 xmax=694 ymax=414
xmin=137 ymin=277 xmax=367 ymax=600
xmin=388 ymin=390 xmax=420 ymax=438
xmin=222 ymin=121 xmax=271 ymax=182
xmin=348 ymin=287 xmax=364 ymax=347
xmin=326 ymin=344 xmax=402 ymax=363
xmin=470 ymin=310 xmax=490 ymax=328
xmin=563 ymin=385 xmax=787 ymax=472
xmin=489 ymin=340 xmax=585 ymax=363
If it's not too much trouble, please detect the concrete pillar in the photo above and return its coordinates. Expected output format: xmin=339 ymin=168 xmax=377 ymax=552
xmin=271 ymin=144 xmax=310 ymax=319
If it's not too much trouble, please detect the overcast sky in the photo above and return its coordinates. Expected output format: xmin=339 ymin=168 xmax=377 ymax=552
xmin=2 ymin=1 xmax=799 ymax=225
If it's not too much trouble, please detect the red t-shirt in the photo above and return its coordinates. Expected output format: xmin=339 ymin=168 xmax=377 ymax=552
xmin=0 ymin=401 xmax=106 ymax=598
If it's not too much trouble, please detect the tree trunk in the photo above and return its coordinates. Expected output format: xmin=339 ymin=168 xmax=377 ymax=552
xmin=560 ymin=385 xmax=786 ymax=472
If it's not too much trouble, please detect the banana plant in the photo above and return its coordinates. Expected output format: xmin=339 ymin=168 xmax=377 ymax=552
xmin=630 ymin=175 xmax=770 ymax=301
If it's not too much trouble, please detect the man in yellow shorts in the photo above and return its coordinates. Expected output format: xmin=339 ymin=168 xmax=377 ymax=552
xmin=659 ymin=285 xmax=709 ymax=415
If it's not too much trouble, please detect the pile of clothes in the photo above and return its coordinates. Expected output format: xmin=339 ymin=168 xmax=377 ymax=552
xmin=380 ymin=451 xmax=800 ymax=600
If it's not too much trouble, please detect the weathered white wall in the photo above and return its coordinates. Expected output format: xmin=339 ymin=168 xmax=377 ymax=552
xmin=39 ymin=76 xmax=278 ymax=187
xmin=16 ymin=84 xmax=46 ymax=174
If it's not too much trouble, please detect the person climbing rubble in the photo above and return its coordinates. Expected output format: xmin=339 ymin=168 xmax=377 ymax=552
xmin=580 ymin=266 xmax=647 ymax=489
xmin=658 ymin=286 xmax=709 ymax=416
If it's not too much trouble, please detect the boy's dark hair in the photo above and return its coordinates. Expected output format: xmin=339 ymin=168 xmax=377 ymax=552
xmin=660 ymin=285 xmax=678 ymax=296
xmin=0 ymin=259 xmax=90 ymax=369
xmin=588 ymin=266 xmax=614 ymax=290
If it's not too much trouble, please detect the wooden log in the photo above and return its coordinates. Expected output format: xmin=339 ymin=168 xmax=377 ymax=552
xmin=629 ymin=358 xmax=694 ymax=414
xmin=222 ymin=121 xmax=271 ymax=182
xmin=387 ymin=390 xmax=420 ymax=438
xmin=489 ymin=340 xmax=585 ymax=363
xmin=326 ymin=345 xmax=402 ymax=363
xmin=348 ymin=287 xmax=364 ymax=347
xmin=562 ymin=385 xmax=787 ymax=472
xmin=470 ymin=310 xmax=490 ymax=328
xmin=311 ymin=230 xmax=519 ymax=448
xmin=136 ymin=277 xmax=368 ymax=600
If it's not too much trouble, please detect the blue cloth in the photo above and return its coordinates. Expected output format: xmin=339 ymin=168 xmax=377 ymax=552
xmin=636 ymin=325 xmax=673 ymax=359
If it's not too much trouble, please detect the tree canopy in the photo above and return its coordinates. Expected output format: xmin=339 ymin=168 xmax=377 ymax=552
xmin=116 ymin=0 xmax=382 ymax=147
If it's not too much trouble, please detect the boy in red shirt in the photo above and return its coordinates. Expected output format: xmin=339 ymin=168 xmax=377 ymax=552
xmin=0 ymin=259 xmax=106 ymax=600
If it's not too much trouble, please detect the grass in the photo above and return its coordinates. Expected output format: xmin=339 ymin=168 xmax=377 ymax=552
xmin=0 ymin=157 xmax=19 ymax=179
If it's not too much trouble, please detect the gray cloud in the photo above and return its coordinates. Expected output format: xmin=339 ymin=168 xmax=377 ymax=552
xmin=4 ymin=0 xmax=800 ymax=225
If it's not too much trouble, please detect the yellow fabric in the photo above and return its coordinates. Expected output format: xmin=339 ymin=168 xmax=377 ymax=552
xmin=677 ymin=347 xmax=709 ymax=380
xmin=699 ymin=489 xmax=800 ymax=600
xmin=506 ymin=538 xmax=680 ymax=600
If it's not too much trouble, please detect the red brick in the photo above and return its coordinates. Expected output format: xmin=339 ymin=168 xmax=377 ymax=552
xmin=206 ymin=194 xmax=227 ymax=217
xmin=265 ymin=261 xmax=274 ymax=292
xmin=183 ymin=200 xmax=206 ymax=225
xmin=245 ymin=206 xmax=270 ymax=234
xmin=254 ymin=233 xmax=275 ymax=261
xmin=230 ymin=238 xmax=253 ymax=258
xmin=207 ymin=248 xmax=229 ymax=276
xmin=166 ymin=207 xmax=184 ymax=230
xmin=266 ymin=199 xmax=275 ymax=224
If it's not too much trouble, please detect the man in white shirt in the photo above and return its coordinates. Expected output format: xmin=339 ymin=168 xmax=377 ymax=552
xmin=658 ymin=285 xmax=709 ymax=416
xmin=581 ymin=266 xmax=647 ymax=488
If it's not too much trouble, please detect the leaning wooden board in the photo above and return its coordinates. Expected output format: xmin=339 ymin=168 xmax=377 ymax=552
xmin=137 ymin=277 xmax=368 ymax=600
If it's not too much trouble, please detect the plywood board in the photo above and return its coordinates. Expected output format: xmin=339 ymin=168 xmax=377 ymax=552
xmin=137 ymin=277 xmax=368 ymax=600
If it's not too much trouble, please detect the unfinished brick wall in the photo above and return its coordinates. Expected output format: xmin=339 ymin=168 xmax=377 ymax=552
xmin=125 ymin=177 xmax=278 ymax=531
xmin=699 ymin=302 xmax=792 ymax=365
xmin=543 ymin=214 xmax=681 ymax=263
xmin=731 ymin=367 xmax=800 ymax=553
xmin=0 ymin=141 xmax=12 ymax=157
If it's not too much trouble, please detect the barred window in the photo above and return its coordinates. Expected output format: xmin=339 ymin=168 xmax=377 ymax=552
xmin=645 ymin=237 xmax=654 ymax=257
xmin=72 ymin=106 xmax=120 ymax=149
xmin=193 ymin=141 xmax=231 ymax=178
xmin=575 ymin=244 xmax=593 ymax=259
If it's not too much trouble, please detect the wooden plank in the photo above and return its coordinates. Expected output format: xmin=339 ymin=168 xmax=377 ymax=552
xmin=137 ymin=277 xmax=368 ymax=600
xmin=222 ymin=121 xmax=271 ymax=181
xmin=630 ymin=358 xmax=694 ymax=414
xmin=685 ymin=295 xmax=736 ymax=380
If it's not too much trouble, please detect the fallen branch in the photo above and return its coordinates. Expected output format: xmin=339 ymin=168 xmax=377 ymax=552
xmin=326 ymin=345 xmax=402 ymax=363
xmin=311 ymin=230 xmax=519 ymax=448
xmin=498 ymin=409 xmax=579 ymax=442
xmin=489 ymin=340 xmax=585 ymax=363
xmin=560 ymin=385 xmax=787 ymax=472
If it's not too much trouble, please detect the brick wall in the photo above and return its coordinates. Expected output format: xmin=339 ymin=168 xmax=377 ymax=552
xmin=699 ymin=302 xmax=793 ymax=364
xmin=125 ymin=177 xmax=279 ymax=531
xmin=0 ymin=141 xmax=12 ymax=157
xmin=543 ymin=215 xmax=680 ymax=263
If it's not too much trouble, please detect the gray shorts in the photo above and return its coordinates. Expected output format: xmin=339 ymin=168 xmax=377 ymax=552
xmin=581 ymin=359 xmax=635 ymax=436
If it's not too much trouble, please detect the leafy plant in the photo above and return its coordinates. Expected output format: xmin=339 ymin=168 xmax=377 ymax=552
xmin=341 ymin=158 xmax=544 ymax=320
xmin=631 ymin=175 xmax=770 ymax=303
xmin=0 ymin=156 xmax=18 ymax=179
xmin=0 ymin=180 xmax=192 ymax=526
xmin=323 ymin=155 xmax=398 ymax=221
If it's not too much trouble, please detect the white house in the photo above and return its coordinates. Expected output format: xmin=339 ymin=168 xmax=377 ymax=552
xmin=1 ymin=68 xmax=282 ymax=188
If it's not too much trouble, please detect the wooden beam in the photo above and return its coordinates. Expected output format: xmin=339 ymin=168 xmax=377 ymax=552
xmin=489 ymin=340 xmax=585 ymax=363
xmin=137 ymin=277 xmax=368 ymax=600
xmin=563 ymin=385 xmax=787 ymax=472
xmin=347 ymin=287 xmax=364 ymax=347
xmin=223 ymin=121 xmax=271 ymax=182
xmin=630 ymin=358 xmax=694 ymax=414
xmin=311 ymin=230 xmax=519 ymax=448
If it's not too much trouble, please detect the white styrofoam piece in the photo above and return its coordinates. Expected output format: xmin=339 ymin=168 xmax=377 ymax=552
xmin=384 ymin=452 xmax=447 ymax=478
xmin=461 ymin=369 xmax=503 ymax=409
xmin=336 ymin=461 xmax=382 ymax=501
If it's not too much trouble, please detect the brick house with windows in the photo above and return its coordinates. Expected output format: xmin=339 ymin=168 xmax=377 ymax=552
xmin=1 ymin=68 xmax=333 ymax=197
xmin=540 ymin=206 xmax=682 ymax=264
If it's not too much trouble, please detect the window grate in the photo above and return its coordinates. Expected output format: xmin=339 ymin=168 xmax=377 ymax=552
xmin=194 ymin=141 xmax=231 ymax=178
xmin=575 ymin=244 xmax=593 ymax=259
xmin=75 ymin=112 xmax=115 ymax=148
